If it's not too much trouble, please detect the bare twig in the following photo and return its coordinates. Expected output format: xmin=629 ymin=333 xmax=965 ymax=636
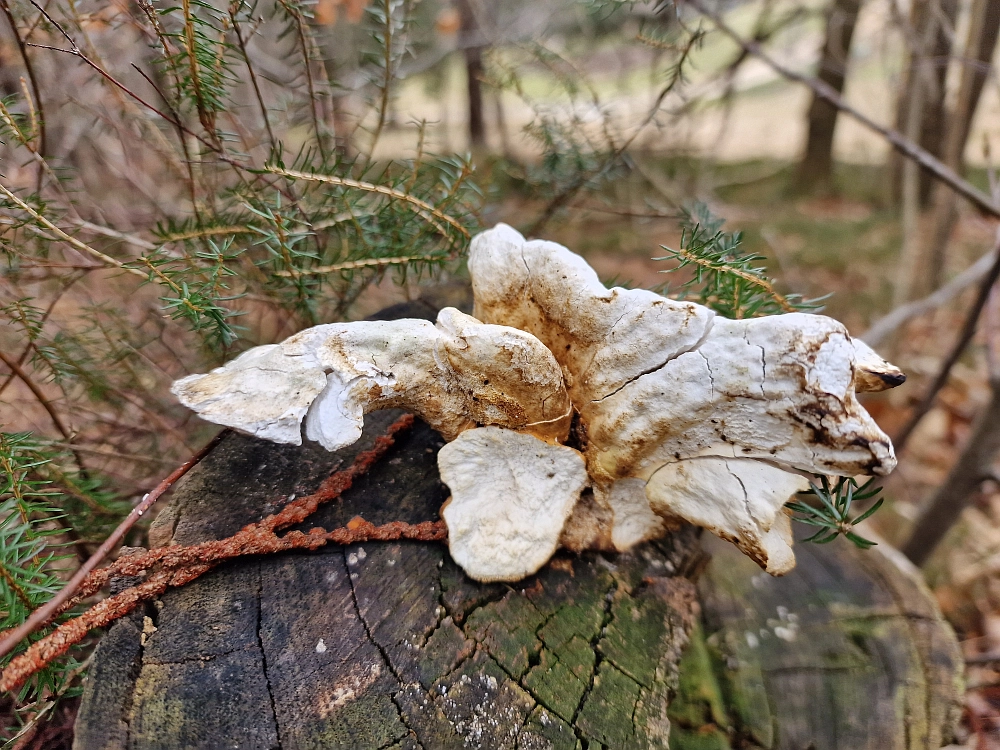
xmin=0 ymin=183 xmax=146 ymax=279
xmin=901 ymin=283 xmax=1000 ymax=564
xmin=863 ymin=244 xmax=1000 ymax=348
xmin=526 ymin=27 xmax=702 ymax=235
xmin=0 ymin=0 xmax=46 ymax=185
xmin=25 ymin=0 xmax=224 ymax=158
xmin=0 ymin=415 xmax=426 ymax=692
xmin=276 ymin=0 xmax=326 ymax=160
xmin=229 ymin=8 xmax=276 ymax=152
xmin=683 ymin=0 xmax=1000 ymax=219
xmin=0 ymin=430 xmax=228 ymax=662
xmin=893 ymin=227 xmax=1000 ymax=452
xmin=0 ymin=350 xmax=72 ymax=443
xmin=0 ymin=274 xmax=83 ymax=400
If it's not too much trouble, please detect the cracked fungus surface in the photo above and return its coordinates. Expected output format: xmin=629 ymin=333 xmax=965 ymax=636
xmin=466 ymin=224 xmax=899 ymax=576
xmin=172 ymin=223 xmax=903 ymax=582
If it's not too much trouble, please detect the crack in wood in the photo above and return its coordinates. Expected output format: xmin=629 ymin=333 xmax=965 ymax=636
xmin=569 ymin=577 xmax=619 ymax=748
xmin=341 ymin=547 xmax=418 ymax=748
xmin=255 ymin=563 xmax=283 ymax=750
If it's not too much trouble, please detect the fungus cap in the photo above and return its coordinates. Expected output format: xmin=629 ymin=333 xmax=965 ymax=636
xmin=173 ymin=224 xmax=905 ymax=583
xmin=438 ymin=427 xmax=588 ymax=582
xmin=172 ymin=307 xmax=572 ymax=452
xmin=467 ymin=224 xmax=903 ymax=575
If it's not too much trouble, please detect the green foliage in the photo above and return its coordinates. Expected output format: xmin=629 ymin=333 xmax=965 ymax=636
xmin=160 ymin=0 xmax=238 ymax=130
xmin=785 ymin=476 xmax=885 ymax=549
xmin=655 ymin=202 xmax=824 ymax=318
xmin=133 ymin=238 xmax=246 ymax=347
xmin=0 ymin=434 xmax=88 ymax=735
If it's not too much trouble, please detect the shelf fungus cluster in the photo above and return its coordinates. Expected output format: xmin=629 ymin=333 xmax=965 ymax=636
xmin=173 ymin=224 xmax=905 ymax=583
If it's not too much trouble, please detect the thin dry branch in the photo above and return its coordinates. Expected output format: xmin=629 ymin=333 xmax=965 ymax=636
xmin=526 ymin=27 xmax=702 ymax=236
xmin=0 ymin=0 xmax=46 ymax=180
xmin=0 ymin=184 xmax=147 ymax=279
xmin=0 ymin=415 xmax=430 ymax=692
xmin=0 ymin=349 xmax=75 ymax=445
xmin=229 ymin=8 xmax=277 ymax=152
xmin=276 ymin=0 xmax=326 ymax=160
xmin=893 ymin=227 xmax=1000 ymax=452
xmin=683 ymin=0 xmax=1000 ymax=219
xmin=863 ymin=244 xmax=1000 ymax=348
xmin=0 ymin=430 xmax=228 ymax=662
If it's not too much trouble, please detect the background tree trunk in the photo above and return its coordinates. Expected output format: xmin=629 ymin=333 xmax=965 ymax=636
xmin=795 ymin=0 xmax=864 ymax=194
xmin=457 ymin=0 xmax=486 ymax=151
xmin=922 ymin=0 xmax=1000 ymax=291
xmin=889 ymin=0 xmax=960 ymax=207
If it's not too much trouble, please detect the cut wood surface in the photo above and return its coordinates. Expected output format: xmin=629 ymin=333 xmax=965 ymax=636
xmin=73 ymin=409 xmax=704 ymax=750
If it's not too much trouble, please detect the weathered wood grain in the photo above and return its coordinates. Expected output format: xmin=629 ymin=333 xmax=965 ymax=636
xmin=670 ymin=534 xmax=963 ymax=750
xmin=74 ymin=385 xmax=705 ymax=750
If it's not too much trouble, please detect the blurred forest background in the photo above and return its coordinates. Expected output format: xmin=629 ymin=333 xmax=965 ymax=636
xmin=0 ymin=0 xmax=999 ymax=745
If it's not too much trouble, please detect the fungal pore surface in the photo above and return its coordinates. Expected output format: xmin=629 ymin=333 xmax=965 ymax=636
xmin=173 ymin=224 xmax=904 ymax=581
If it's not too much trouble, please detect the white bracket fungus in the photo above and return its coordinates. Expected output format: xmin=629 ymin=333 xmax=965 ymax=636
xmin=438 ymin=427 xmax=588 ymax=582
xmin=173 ymin=224 xmax=903 ymax=582
xmin=173 ymin=307 xmax=572 ymax=450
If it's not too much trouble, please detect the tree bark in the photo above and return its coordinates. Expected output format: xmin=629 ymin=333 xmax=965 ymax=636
xmin=795 ymin=0 xmax=864 ymax=194
xmin=73 ymin=417 xmax=705 ymax=750
xmin=955 ymin=0 xmax=1000 ymax=159
xmin=457 ymin=0 xmax=486 ymax=151
xmin=903 ymin=376 xmax=1000 ymax=565
xmin=890 ymin=0 xmax=960 ymax=207
xmin=687 ymin=533 xmax=962 ymax=749
xmin=922 ymin=0 xmax=1000 ymax=291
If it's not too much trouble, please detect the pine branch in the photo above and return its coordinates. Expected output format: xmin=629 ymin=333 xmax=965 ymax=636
xmin=0 ymin=434 xmax=83 ymax=709
xmin=263 ymin=164 xmax=473 ymax=241
xmin=786 ymin=477 xmax=884 ymax=549
xmin=654 ymin=202 xmax=824 ymax=319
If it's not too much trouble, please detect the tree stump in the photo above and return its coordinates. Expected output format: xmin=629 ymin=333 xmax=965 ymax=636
xmin=73 ymin=296 xmax=963 ymax=750
xmin=73 ymin=297 xmax=706 ymax=750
